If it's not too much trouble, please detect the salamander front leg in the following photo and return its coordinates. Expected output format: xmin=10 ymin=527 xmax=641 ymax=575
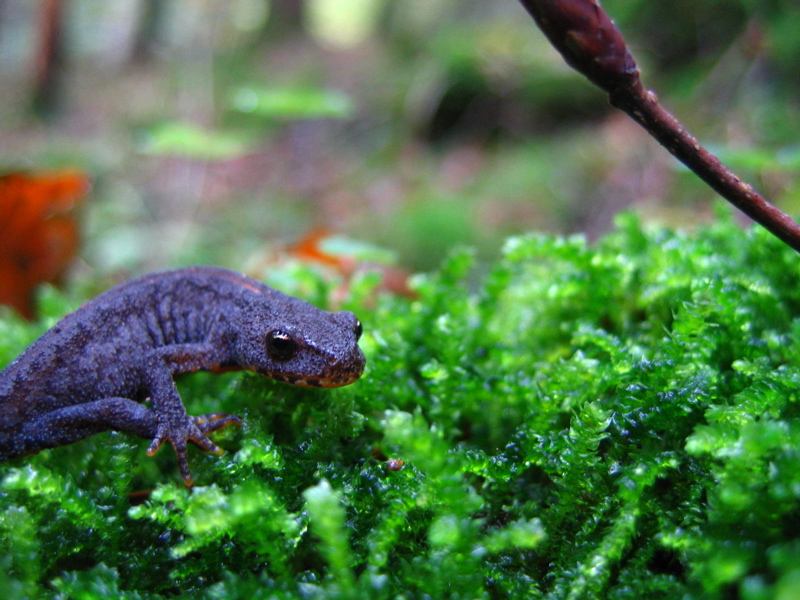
xmin=142 ymin=356 xmax=243 ymax=486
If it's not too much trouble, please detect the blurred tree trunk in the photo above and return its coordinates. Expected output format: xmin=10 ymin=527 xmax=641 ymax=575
xmin=0 ymin=0 xmax=7 ymax=41
xmin=261 ymin=0 xmax=305 ymax=40
xmin=31 ymin=0 xmax=65 ymax=118
xmin=130 ymin=0 xmax=170 ymax=64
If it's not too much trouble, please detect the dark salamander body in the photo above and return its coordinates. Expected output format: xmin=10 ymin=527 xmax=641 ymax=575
xmin=0 ymin=266 xmax=365 ymax=485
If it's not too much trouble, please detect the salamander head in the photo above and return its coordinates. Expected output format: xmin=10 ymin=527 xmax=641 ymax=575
xmin=237 ymin=299 xmax=365 ymax=388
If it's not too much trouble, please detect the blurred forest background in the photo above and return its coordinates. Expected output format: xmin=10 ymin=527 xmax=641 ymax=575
xmin=1 ymin=0 xmax=800 ymax=286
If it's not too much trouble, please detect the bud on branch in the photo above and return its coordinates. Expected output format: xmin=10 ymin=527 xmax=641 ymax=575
xmin=519 ymin=0 xmax=637 ymax=93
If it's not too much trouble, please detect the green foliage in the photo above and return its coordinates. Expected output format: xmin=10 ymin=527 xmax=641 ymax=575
xmin=229 ymin=87 xmax=354 ymax=120
xmin=138 ymin=122 xmax=254 ymax=160
xmin=135 ymin=87 xmax=353 ymax=162
xmin=4 ymin=214 xmax=800 ymax=598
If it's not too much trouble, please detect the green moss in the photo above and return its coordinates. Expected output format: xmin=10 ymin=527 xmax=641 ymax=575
xmin=3 ymin=212 xmax=800 ymax=598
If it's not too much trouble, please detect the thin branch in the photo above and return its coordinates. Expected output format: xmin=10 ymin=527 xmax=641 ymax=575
xmin=517 ymin=0 xmax=800 ymax=253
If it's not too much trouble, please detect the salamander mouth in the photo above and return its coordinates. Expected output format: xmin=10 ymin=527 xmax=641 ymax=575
xmin=269 ymin=371 xmax=362 ymax=388
xmin=251 ymin=348 xmax=366 ymax=388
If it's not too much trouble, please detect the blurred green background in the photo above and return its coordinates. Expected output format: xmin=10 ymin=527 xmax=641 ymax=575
xmin=1 ymin=0 xmax=799 ymax=276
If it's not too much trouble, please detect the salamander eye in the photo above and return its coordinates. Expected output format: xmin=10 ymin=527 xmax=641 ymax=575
xmin=266 ymin=330 xmax=298 ymax=360
xmin=354 ymin=319 xmax=363 ymax=340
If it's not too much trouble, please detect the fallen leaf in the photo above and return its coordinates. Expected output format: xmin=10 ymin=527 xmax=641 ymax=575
xmin=0 ymin=169 xmax=90 ymax=319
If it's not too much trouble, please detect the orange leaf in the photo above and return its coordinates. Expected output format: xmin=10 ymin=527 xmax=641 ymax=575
xmin=0 ymin=170 xmax=90 ymax=319
xmin=287 ymin=229 xmax=417 ymax=300
xmin=288 ymin=228 xmax=353 ymax=274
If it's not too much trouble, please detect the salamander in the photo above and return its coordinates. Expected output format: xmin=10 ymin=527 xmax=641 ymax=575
xmin=0 ymin=266 xmax=366 ymax=486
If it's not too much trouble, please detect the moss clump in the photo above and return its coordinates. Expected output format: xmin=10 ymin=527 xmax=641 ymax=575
xmin=3 ymin=212 xmax=800 ymax=599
